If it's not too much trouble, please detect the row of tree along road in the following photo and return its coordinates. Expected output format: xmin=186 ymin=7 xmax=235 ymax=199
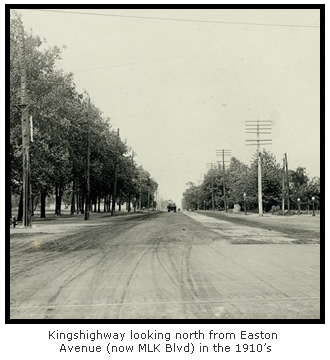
xmin=10 ymin=12 xmax=158 ymax=222
xmin=182 ymin=151 xmax=320 ymax=214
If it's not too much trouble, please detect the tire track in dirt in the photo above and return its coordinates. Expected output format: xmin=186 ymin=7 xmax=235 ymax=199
xmin=161 ymin=216 xmax=197 ymax=318
xmin=10 ymin=251 xmax=99 ymax=317
xmin=115 ymin=248 xmax=151 ymax=318
xmin=172 ymin=214 xmax=289 ymax=318
xmin=183 ymin=212 xmax=297 ymax=300
xmin=154 ymin=217 xmax=181 ymax=289
xmin=205 ymin=242 xmax=291 ymax=299
xmin=11 ymin=211 xmax=319 ymax=319
xmin=11 ymin=213 xmax=161 ymax=319
xmin=58 ymin=215 xmax=165 ymax=318
xmin=176 ymin=219 xmax=239 ymax=318
xmin=158 ymin=214 xmax=217 ymax=318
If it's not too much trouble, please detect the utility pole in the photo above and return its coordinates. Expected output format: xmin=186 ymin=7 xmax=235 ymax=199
xmin=206 ymin=163 xmax=215 ymax=211
xmin=139 ymin=167 xmax=142 ymax=211
xmin=282 ymin=155 xmax=285 ymax=214
xmin=216 ymin=149 xmax=231 ymax=212
xmin=111 ymin=128 xmax=120 ymax=216
xmin=128 ymin=150 xmax=135 ymax=212
xmin=285 ymin=152 xmax=290 ymax=213
xmin=85 ymin=98 xmax=91 ymax=220
xmin=19 ymin=23 xmax=31 ymax=228
xmin=245 ymin=120 xmax=272 ymax=217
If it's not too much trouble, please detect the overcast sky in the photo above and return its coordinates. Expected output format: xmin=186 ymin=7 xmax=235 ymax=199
xmin=14 ymin=8 xmax=320 ymax=204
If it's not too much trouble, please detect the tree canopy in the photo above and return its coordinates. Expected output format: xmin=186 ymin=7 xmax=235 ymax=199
xmin=10 ymin=12 xmax=158 ymax=218
xmin=182 ymin=150 xmax=320 ymax=213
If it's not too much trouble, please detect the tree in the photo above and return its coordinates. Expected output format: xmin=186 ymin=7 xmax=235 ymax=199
xmin=288 ymin=167 xmax=309 ymax=209
xmin=182 ymin=182 xmax=200 ymax=210
xmin=226 ymin=157 xmax=249 ymax=206
xmin=136 ymin=167 xmax=158 ymax=210
xmin=10 ymin=13 xmax=162 ymax=220
xmin=304 ymin=176 xmax=320 ymax=210
xmin=10 ymin=12 xmax=64 ymax=218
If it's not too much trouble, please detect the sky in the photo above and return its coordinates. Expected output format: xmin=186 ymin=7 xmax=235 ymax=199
xmin=12 ymin=8 xmax=321 ymax=205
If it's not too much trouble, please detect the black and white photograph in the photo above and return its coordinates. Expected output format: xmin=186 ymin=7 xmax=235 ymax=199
xmin=8 ymin=7 xmax=322 ymax=324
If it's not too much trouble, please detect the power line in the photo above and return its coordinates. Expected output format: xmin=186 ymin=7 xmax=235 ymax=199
xmin=24 ymin=9 xmax=320 ymax=28
xmin=74 ymin=56 xmax=182 ymax=73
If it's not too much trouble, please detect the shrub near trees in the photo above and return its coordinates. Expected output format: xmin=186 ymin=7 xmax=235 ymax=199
xmin=10 ymin=12 xmax=158 ymax=219
xmin=182 ymin=151 xmax=320 ymax=213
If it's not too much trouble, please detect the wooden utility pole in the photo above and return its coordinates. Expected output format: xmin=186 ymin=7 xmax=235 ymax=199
xmin=257 ymin=150 xmax=263 ymax=216
xmin=128 ymin=150 xmax=135 ymax=212
xmin=285 ymin=153 xmax=290 ymax=212
xmin=139 ymin=167 xmax=142 ymax=211
xmin=245 ymin=120 xmax=272 ymax=217
xmin=216 ymin=149 xmax=231 ymax=212
xmin=111 ymin=128 xmax=120 ymax=216
xmin=211 ymin=163 xmax=214 ymax=211
xmin=222 ymin=151 xmax=227 ymax=212
xmin=85 ymin=98 xmax=91 ymax=220
xmin=19 ymin=23 xmax=31 ymax=228
xmin=282 ymin=155 xmax=285 ymax=214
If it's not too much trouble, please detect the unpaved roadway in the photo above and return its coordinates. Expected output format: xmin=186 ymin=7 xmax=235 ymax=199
xmin=10 ymin=211 xmax=320 ymax=319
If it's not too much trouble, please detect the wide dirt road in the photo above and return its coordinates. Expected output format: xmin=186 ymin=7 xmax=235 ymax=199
xmin=10 ymin=211 xmax=320 ymax=320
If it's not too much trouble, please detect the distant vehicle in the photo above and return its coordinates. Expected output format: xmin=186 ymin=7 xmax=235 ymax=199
xmin=167 ymin=201 xmax=177 ymax=212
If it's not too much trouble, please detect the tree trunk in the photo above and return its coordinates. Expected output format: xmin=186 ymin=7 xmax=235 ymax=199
xmin=9 ymin=184 xmax=12 ymax=219
xmin=17 ymin=188 xmax=23 ymax=221
xmin=80 ymin=194 xmax=85 ymax=214
xmin=55 ymin=184 xmax=62 ymax=216
xmin=76 ymin=192 xmax=79 ymax=214
xmin=59 ymin=186 xmax=62 ymax=215
xmin=98 ymin=196 xmax=101 ymax=213
xmin=128 ymin=193 xmax=131 ymax=212
xmin=40 ymin=189 xmax=46 ymax=218
xmin=31 ymin=195 xmax=34 ymax=216
xmin=71 ymin=181 xmax=75 ymax=215
xmin=107 ymin=195 xmax=111 ymax=212
xmin=54 ymin=184 xmax=58 ymax=215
